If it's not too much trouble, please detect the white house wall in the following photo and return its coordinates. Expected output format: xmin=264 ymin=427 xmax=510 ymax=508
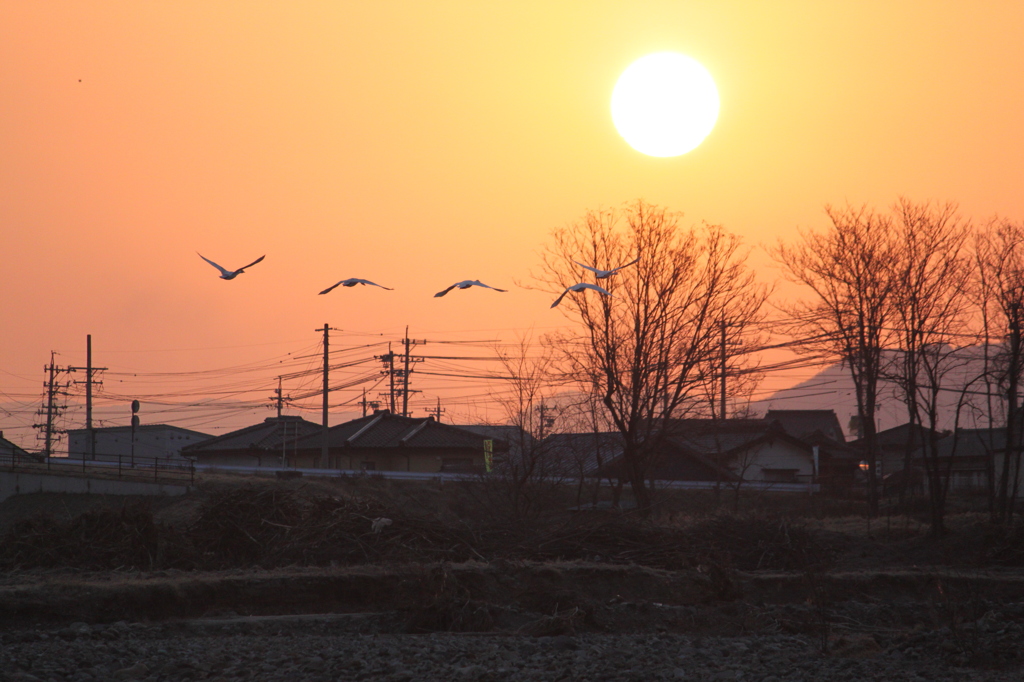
xmin=735 ymin=441 xmax=814 ymax=482
xmin=67 ymin=428 xmax=206 ymax=462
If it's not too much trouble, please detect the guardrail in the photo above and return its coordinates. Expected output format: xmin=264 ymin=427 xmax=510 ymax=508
xmin=0 ymin=454 xmax=820 ymax=494
xmin=192 ymin=462 xmax=819 ymax=493
xmin=0 ymin=452 xmax=195 ymax=486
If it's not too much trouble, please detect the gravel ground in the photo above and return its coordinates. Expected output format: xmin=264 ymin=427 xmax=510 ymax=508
xmin=2 ymin=617 xmax=1022 ymax=682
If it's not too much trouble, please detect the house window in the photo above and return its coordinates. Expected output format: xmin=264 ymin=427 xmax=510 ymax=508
xmin=360 ymin=461 xmax=376 ymax=471
xmin=762 ymin=468 xmax=799 ymax=483
xmin=441 ymin=458 xmax=474 ymax=473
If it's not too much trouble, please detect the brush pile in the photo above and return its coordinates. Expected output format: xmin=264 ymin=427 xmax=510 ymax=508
xmin=0 ymin=485 xmax=836 ymax=572
xmin=0 ymin=503 xmax=168 ymax=571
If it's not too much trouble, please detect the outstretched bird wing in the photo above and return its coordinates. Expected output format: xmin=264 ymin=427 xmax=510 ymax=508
xmin=197 ymin=253 xmax=232 ymax=277
xmin=434 ymin=283 xmax=459 ymax=297
xmin=235 ymin=255 xmax=266 ymax=273
xmin=573 ymin=260 xmax=606 ymax=276
xmin=608 ymin=257 xmax=640 ymax=274
xmin=318 ymin=281 xmax=344 ymax=295
xmin=551 ymin=282 xmax=613 ymax=307
xmin=550 ymin=287 xmax=572 ymax=308
xmin=357 ymin=279 xmax=393 ymax=290
xmin=470 ymin=280 xmax=507 ymax=292
xmin=581 ymin=283 xmax=613 ymax=296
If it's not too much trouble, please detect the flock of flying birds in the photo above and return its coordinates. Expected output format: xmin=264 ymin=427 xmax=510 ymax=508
xmin=196 ymin=252 xmax=639 ymax=308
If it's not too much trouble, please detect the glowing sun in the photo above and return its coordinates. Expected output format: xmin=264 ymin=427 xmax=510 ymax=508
xmin=611 ymin=52 xmax=720 ymax=157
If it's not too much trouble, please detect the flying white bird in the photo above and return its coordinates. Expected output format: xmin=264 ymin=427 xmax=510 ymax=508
xmin=318 ymin=278 xmax=393 ymax=295
xmin=198 ymin=253 xmax=265 ymax=280
xmin=434 ymin=280 xmax=508 ymax=297
xmin=551 ymin=282 xmax=613 ymax=308
xmin=573 ymin=257 xmax=639 ymax=279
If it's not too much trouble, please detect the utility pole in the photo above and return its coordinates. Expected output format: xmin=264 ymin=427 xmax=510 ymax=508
xmin=403 ymin=328 xmax=411 ymax=418
xmin=537 ymin=401 xmax=556 ymax=440
xmin=87 ymin=335 xmax=93 ymax=459
xmin=34 ymin=352 xmax=71 ymax=458
xmin=69 ymin=335 xmax=107 ymax=460
xmin=720 ymin=318 xmax=727 ymax=421
xmin=400 ymin=327 xmax=426 ymax=417
xmin=271 ymin=376 xmax=284 ymax=418
xmin=387 ymin=345 xmax=396 ymax=413
xmin=43 ymin=355 xmax=57 ymax=459
xmin=359 ymin=388 xmax=380 ymax=417
xmin=34 ymin=352 xmax=70 ymax=460
xmin=425 ymin=397 xmax=445 ymax=423
xmin=319 ymin=324 xmax=330 ymax=469
xmin=372 ymin=346 xmax=395 ymax=409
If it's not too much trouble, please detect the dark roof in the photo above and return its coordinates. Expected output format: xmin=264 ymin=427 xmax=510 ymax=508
xmin=543 ymin=431 xmax=625 ymax=474
xmin=765 ymin=409 xmax=846 ymax=443
xmin=455 ymin=424 xmax=534 ymax=459
xmin=291 ymin=411 xmax=502 ymax=451
xmin=182 ymin=416 xmax=321 ymax=453
xmin=848 ymin=423 xmax=938 ymax=451
xmin=931 ymin=429 xmax=1005 ymax=460
xmin=664 ymin=418 xmax=810 ymax=457
xmin=0 ymin=434 xmax=32 ymax=459
xmin=548 ymin=430 xmax=739 ymax=482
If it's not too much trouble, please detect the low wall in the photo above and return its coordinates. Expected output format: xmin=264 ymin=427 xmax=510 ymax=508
xmin=0 ymin=471 xmax=190 ymax=503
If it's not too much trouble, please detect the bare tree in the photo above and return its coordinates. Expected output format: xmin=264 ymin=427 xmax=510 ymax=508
xmin=772 ymin=205 xmax=900 ymax=516
xmin=486 ymin=332 xmax=566 ymax=519
xmin=537 ymin=200 xmax=766 ymax=515
xmin=885 ymin=199 xmax=972 ymax=535
xmin=973 ymin=219 xmax=1024 ymax=523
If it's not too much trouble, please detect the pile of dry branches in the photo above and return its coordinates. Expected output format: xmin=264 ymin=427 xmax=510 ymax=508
xmin=0 ymin=503 xmax=169 ymax=570
xmin=188 ymin=487 xmax=479 ymax=569
xmin=0 ymin=486 xmax=836 ymax=572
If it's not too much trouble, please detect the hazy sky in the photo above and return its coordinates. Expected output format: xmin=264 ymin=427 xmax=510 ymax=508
xmin=3 ymin=2 xmax=1024 ymax=446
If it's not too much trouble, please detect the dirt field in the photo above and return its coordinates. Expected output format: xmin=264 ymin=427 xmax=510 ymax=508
xmin=1 ymin=475 xmax=1022 ymax=680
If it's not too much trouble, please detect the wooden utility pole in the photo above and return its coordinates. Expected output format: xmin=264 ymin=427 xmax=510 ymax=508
xmin=274 ymin=377 xmax=284 ymax=418
xmin=36 ymin=353 xmax=72 ymax=461
xmin=402 ymin=327 xmax=411 ymax=417
xmin=400 ymin=327 xmax=426 ymax=417
xmin=720 ymin=319 xmax=727 ymax=420
xmin=43 ymin=354 xmax=56 ymax=459
xmin=86 ymin=335 xmax=93 ymax=458
xmin=425 ymin=397 xmax=445 ymax=423
xmin=320 ymin=324 xmax=330 ymax=469
xmin=70 ymin=335 xmax=107 ymax=460
xmin=387 ymin=345 xmax=396 ymax=413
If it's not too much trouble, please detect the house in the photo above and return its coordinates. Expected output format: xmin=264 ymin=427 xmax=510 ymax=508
xmin=924 ymin=429 xmax=995 ymax=494
xmin=549 ymin=418 xmax=818 ymax=488
xmin=0 ymin=431 xmax=36 ymax=463
xmin=289 ymin=410 xmax=506 ymax=473
xmin=181 ymin=415 xmax=321 ymax=467
xmin=906 ymin=429 xmax=1024 ymax=498
xmin=848 ymin=423 xmax=939 ymax=478
xmin=541 ymin=431 xmax=636 ymax=479
xmin=454 ymin=424 xmax=534 ymax=468
xmin=665 ymin=418 xmax=816 ymax=485
xmin=576 ymin=431 xmax=740 ymax=484
xmin=765 ymin=409 xmax=860 ymax=494
xmin=66 ymin=424 xmax=212 ymax=462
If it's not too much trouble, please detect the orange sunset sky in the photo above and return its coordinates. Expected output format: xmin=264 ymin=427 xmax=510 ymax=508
xmin=3 ymin=2 xmax=1024 ymax=448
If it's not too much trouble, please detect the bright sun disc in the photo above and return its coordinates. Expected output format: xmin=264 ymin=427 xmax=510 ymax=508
xmin=611 ymin=52 xmax=720 ymax=157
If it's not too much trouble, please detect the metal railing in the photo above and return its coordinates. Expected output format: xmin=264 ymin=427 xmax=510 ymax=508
xmin=0 ymin=451 xmax=195 ymax=486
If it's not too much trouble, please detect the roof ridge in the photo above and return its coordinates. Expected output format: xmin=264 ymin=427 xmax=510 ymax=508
xmin=346 ymin=413 xmax=386 ymax=446
xmin=400 ymin=417 xmax=433 ymax=445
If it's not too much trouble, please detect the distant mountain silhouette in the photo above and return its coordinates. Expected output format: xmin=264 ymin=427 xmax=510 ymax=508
xmin=751 ymin=345 xmax=1006 ymax=439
